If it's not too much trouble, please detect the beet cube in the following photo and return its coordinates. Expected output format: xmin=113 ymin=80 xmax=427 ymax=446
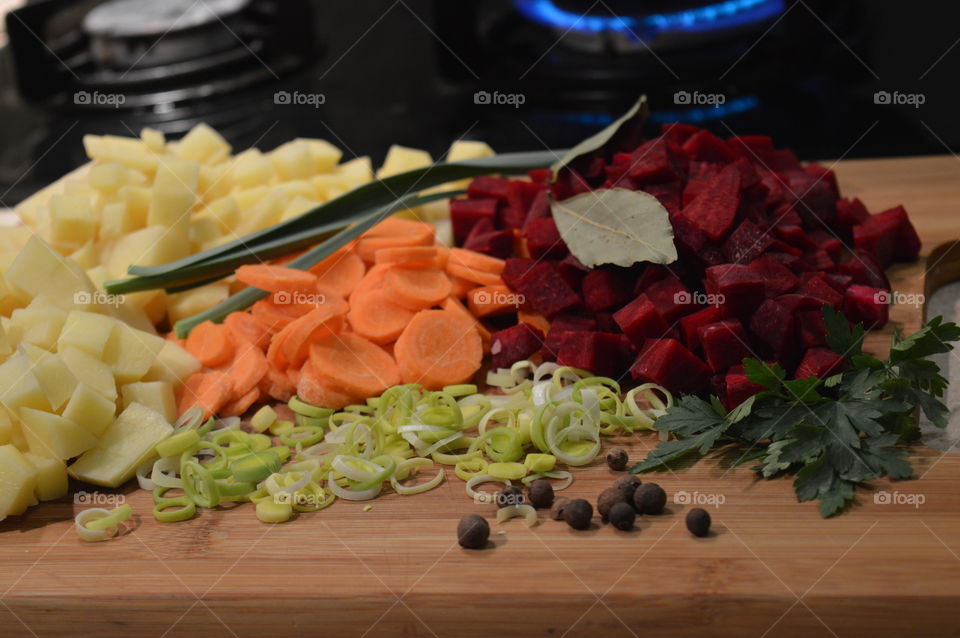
xmin=581 ymin=269 xmax=632 ymax=313
xmin=787 ymin=172 xmax=837 ymax=231
xmin=749 ymin=298 xmax=799 ymax=364
xmin=490 ymin=323 xmax=545 ymax=370
xmin=512 ymin=262 xmax=582 ymax=319
xmin=766 ymin=251 xmax=802 ymax=272
xmin=681 ymin=130 xmax=738 ymax=163
xmin=679 ymin=306 xmax=725 ymax=350
xmin=722 ymin=220 xmax=775 ymax=264
xmin=543 ymin=315 xmax=596 ymax=358
xmin=467 ymin=176 xmax=511 ymax=200
xmin=672 ymin=213 xmax=708 ymax=255
xmin=613 ymin=295 xmax=670 ymax=347
xmin=594 ymin=312 xmax=620 ymax=334
xmin=723 ymin=370 xmax=766 ymax=411
xmin=504 ymin=181 xmax=542 ymax=227
xmin=698 ymin=320 xmax=753 ymax=373
xmin=795 ymin=348 xmax=845 ymax=380
xmin=748 ymin=255 xmax=799 ymax=297
xmin=524 ymin=217 xmax=568 ymax=260
xmin=661 ymin=122 xmax=700 ymax=145
xmin=843 ymin=285 xmax=889 ymax=328
xmin=642 ymin=180 xmax=683 ymax=216
xmin=797 ymin=310 xmax=827 ymax=347
xmin=777 ymin=293 xmax=828 ymax=315
xmin=774 ymin=225 xmax=818 ymax=251
xmin=528 ymin=168 xmax=551 ymax=185
xmin=522 ymin=190 xmax=551 ymax=231
xmin=837 ymin=250 xmax=890 ymax=290
xmin=705 ymin=264 xmax=766 ymax=318
xmin=798 ymin=249 xmax=834 ymax=272
xmin=556 ymin=253 xmax=589 ymax=288
xmin=853 ymin=205 xmax=921 ymax=265
xmin=836 ymin=197 xmax=870 ymax=227
xmin=451 ymin=197 xmax=498 ymax=244
xmin=634 ymin=264 xmax=671 ymax=295
xmin=630 ymin=338 xmax=711 ymax=395
xmin=682 ymin=162 xmax=722 ymax=206
xmin=807 ymin=229 xmax=844 ymax=260
xmin=679 ymin=164 xmax=741 ymax=241
xmin=463 ymin=224 xmax=514 ymax=259
xmin=824 ymin=273 xmax=852 ymax=293
xmin=797 ymin=276 xmax=843 ymax=308
xmin=501 ymin=258 xmax=535 ymax=290
xmin=625 ymin=137 xmax=687 ymax=185
xmin=557 ymin=332 xmax=636 ymax=378
xmin=645 ymin=277 xmax=699 ymax=323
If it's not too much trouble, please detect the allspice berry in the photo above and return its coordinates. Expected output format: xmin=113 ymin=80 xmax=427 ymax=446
xmin=497 ymin=485 xmax=524 ymax=508
xmin=685 ymin=508 xmax=711 ymax=537
xmin=608 ymin=502 xmax=636 ymax=531
xmin=563 ymin=498 xmax=593 ymax=530
xmin=527 ymin=479 xmax=554 ymax=509
xmin=597 ymin=487 xmax=627 ymax=520
xmin=613 ymin=474 xmax=641 ymax=501
xmin=633 ymin=483 xmax=667 ymax=515
xmin=457 ymin=514 xmax=490 ymax=549
xmin=550 ymin=496 xmax=570 ymax=521
xmin=606 ymin=448 xmax=629 ymax=471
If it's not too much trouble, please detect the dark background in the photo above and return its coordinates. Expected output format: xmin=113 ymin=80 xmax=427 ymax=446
xmin=2 ymin=0 xmax=959 ymax=204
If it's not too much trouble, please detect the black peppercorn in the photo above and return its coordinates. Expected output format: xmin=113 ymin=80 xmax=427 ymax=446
xmin=685 ymin=507 xmax=711 ymax=537
xmin=613 ymin=474 xmax=641 ymax=501
xmin=497 ymin=485 xmax=524 ymax=508
xmin=608 ymin=502 xmax=636 ymax=531
xmin=597 ymin=487 xmax=627 ymax=520
xmin=606 ymin=448 xmax=628 ymax=471
xmin=457 ymin=514 xmax=490 ymax=549
xmin=550 ymin=496 xmax=570 ymax=521
xmin=527 ymin=479 xmax=554 ymax=509
xmin=563 ymin=498 xmax=593 ymax=530
xmin=633 ymin=483 xmax=667 ymax=515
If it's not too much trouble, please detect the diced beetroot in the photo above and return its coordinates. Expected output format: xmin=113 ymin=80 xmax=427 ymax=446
xmin=698 ymin=319 xmax=753 ymax=373
xmin=645 ymin=277 xmax=698 ymax=323
xmin=522 ymin=190 xmax=551 ymax=231
xmin=722 ymin=220 xmax=775 ymax=264
xmin=798 ymin=249 xmax=834 ymax=272
xmin=766 ymin=251 xmax=802 ymax=271
xmin=543 ymin=315 xmax=596 ymax=358
xmin=661 ymin=122 xmax=701 ymax=145
xmin=797 ymin=310 xmax=827 ymax=347
xmin=679 ymin=164 xmax=741 ymax=241
xmin=490 ymin=323 xmax=545 ymax=370
xmin=556 ymin=253 xmax=589 ymax=288
xmin=625 ymin=137 xmax=687 ymax=185
xmin=837 ymin=250 xmax=890 ymax=290
xmin=681 ymin=130 xmax=738 ymax=163
xmin=699 ymin=245 xmax=728 ymax=268
xmin=631 ymin=338 xmax=711 ymax=395
xmin=528 ymin=168 xmax=551 ymax=185
xmin=501 ymin=180 xmax=543 ymax=230
xmin=777 ymin=208 xmax=804 ymax=227
xmin=797 ymin=275 xmax=843 ymax=308
xmin=705 ymin=264 xmax=766 ymax=318
xmin=836 ymin=197 xmax=870 ymax=227
xmin=853 ymin=205 xmax=921 ymax=265
xmin=634 ymin=264 xmax=671 ymax=295
xmin=802 ymin=163 xmax=840 ymax=200
xmin=557 ymin=332 xmax=636 ymax=378
xmin=770 ymin=239 xmax=804 ymax=258
xmin=594 ymin=312 xmax=620 ymax=334
xmin=613 ymin=294 xmax=670 ymax=347
xmin=682 ymin=162 xmax=722 ymax=206
xmin=451 ymin=197 xmax=498 ymax=244
xmin=843 ymin=285 xmax=889 ymax=328
xmin=777 ymin=293 xmax=828 ymax=315
xmin=795 ymin=348 xmax=845 ymax=380
xmin=509 ymin=262 xmax=582 ymax=319
xmin=524 ymin=217 xmax=568 ymax=260
xmin=723 ymin=370 xmax=766 ymax=411
xmin=736 ymin=183 xmax=769 ymax=225
xmin=825 ymin=273 xmax=853 ymax=292
xmin=758 ymin=169 xmax=785 ymax=208
xmin=672 ymin=213 xmax=708 ymax=256
xmin=641 ymin=181 xmax=683 ymax=215
xmin=787 ymin=172 xmax=837 ymax=231
xmin=731 ymin=156 xmax=761 ymax=190
xmin=774 ymin=225 xmax=818 ymax=251
xmin=581 ymin=269 xmax=632 ymax=313
xmin=749 ymin=298 xmax=799 ymax=365
xmin=755 ymin=148 xmax=802 ymax=173
xmin=501 ymin=258 xmax=535 ymax=290
xmin=807 ymin=229 xmax=844 ymax=260
xmin=748 ymin=255 xmax=799 ymax=297
xmin=463 ymin=224 xmax=514 ymax=259
xmin=679 ymin=306 xmax=725 ymax=350
xmin=467 ymin=176 xmax=511 ymax=201
xmin=727 ymin=135 xmax=774 ymax=157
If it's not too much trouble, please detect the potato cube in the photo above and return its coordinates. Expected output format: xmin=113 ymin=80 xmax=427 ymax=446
xmin=280 ymin=196 xmax=319 ymax=222
xmin=23 ymin=452 xmax=67 ymax=502
xmin=99 ymin=201 xmax=139 ymax=241
xmin=230 ymin=149 xmax=273 ymax=189
xmin=190 ymin=216 xmax=221 ymax=251
xmin=11 ymin=306 xmax=66 ymax=351
xmin=102 ymin=323 xmax=165 ymax=384
xmin=68 ymin=242 xmax=98 ymax=269
xmin=62 ymin=383 xmax=116 ymax=437
xmin=116 ymin=185 xmax=151 ymax=227
xmin=0 ymin=409 xmax=14 ymax=445
xmin=5 ymin=236 xmax=100 ymax=312
xmin=140 ymin=128 xmax=166 ymax=153
xmin=89 ymin=162 xmax=127 ymax=192
xmin=235 ymin=192 xmax=286 ymax=235
xmin=31 ymin=354 xmax=77 ymax=412
xmin=0 ymin=445 xmax=38 ymax=521
xmin=377 ymin=145 xmax=432 ymax=178
xmin=20 ymin=407 xmax=97 ymax=460
xmin=269 ymin=141 xmax=313 ymax=181
xmin=121 ymin=381 xmax=176 ymax=422
xmin=58 ymin=310 xmax=117 ymax=358
xmin=143 ymin=340 xmax=201 ymax=387
xmin=0 ymin=320 xmax=11 ymax=359
xmin=166 ymin=282 xmax=229 ymax=325
xmin=0 ymin=352 xmax=51 ymax=413
xmin=83 ymin=135 xmax=159 ymax=174
xmin=59 ymin=346 xmax=117 ymax=401
xmin=174 ymin=123 xmax=231 ymax=165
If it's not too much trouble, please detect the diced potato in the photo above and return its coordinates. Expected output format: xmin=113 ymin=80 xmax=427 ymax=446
xmin=83 ymin=135 xmax=159 ymax=174
xmin=0 ymin=320 xmax=11 ymax=359
xmin=58 ymin=310 xmax=117 ymax=358
xmin=116 ymin=184 xmax=151 ymax=227
xmin=297 ymin=138 xmax=343 ymax=173
xmin=5 ymin=236 xmax=100 ymax=312
xmin=195 ymin=196 xmax=238 ymax=234
xmin=338 ymin=155 xmax=373 ymax=180
xmin=99 ymin=201 xmax=139 ymax=241
xmin=18 ymin=342 xmax=50 ymax=364
xmin=31 ymin=354 xmax=77 ymax=412
xmin=166 ymin=282 xmax=229 ymax=325
xmin=11 ymin=306 xmax=66 ymax=350
xmin=232 ymin=185 xmax=271 ymax=212
xmin=62 ymin=383 xmax=116 ymax=437
xmin=198 ymin=162 xmax=231 ymax=201
xmin=234 ymin=192 xmax=287 ymax=235
xmin=174 ymin=123 xmax=231 ymax=165
xmin=190 ymin=216 xmax=221 ymax=250
xmin=23 ymin=452 xmax=67 ymax=502
xmin=0 ymin=409 xmax=14 ymax=445
xmin=88 ymin=162 xmax=128 ymax=192
xmin=140 ymin=127 xmax=166 ymax=153
xmin=0 ymin=226 xmax=33 ymax=253
xmin=20 ymin=407 xmax=97 ymax=460
xmin=104 ymin=225 xmax=169 ymax=278
xmin=281 ymin=195 xmax=319 ymax=222
xmin=0 ymin=352 xmax=51 ymax=413
xmin=448 ymin=140 xmax=495 ymax=162
xmin=143 ymin=340 xmax=200 ymax=386
xmin=68 ymin=242 xmax=99 ymax=269
xmin=101 ymin=323 xmax=165 ymax=384
xmin=274 ymin=179 xmax=316 ymax=201
xmin=0 ymin=271 xmax=29 ymax=317
xmin=269 ymin=141 xmax=314 ymax=181
xmin=147 ymin=158 xmax=199 ymax=261
xmin=68 ymin=402 xmax=173 ymax=488
xmin=377 ymin=145 xmax=432 ymax=178
xmin=230 ymin=149 xmax=274 ymax=189
xmin=121 ymin=381 xmax=176 ymax=422
xmin=0 ymin=445 xmax=38 ymax=521
xmin=59 ymin=346 xmax=117 ymax=401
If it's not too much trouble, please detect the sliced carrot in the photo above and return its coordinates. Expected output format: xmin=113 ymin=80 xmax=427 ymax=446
xmin=185 ymin=321 xmax=235 ymax=368
xmin=467 ymin=285 xmax=519 ymax=318
xmin=445 ymin=262 xmax=503 ymax=287
xmin=251 ymin=299 xmax=305 ymax=332
xmin=518 ymin=309 xmax=551 ymax=335
xmin=355 ymin=231 xmax=434 ymax=263
xmin=178 ymin=372 xmax=232 ymax=419
xmin=308 ymin=333 xmax=401 ymax=398
xmin=442 ymin=296 xmax=491 ymax=347
xmin=262 ymin=366 xmax=295 ymax=402
xmin=219 ymin=343 xmax=268 ymax=396
xmin=224 ymin=312 xmax=271 ymax=350
xmin=309 ymin=250 xmax=366 ymax=299
xmin=297 ymin=360 xmax=358 ymax=409
xmin=363 ymin=217 xmax=435 ymax=239
xmin=220 ymin=387 xmax=261 ymax=417
xmin=312 ymin=283 xmax=350 ymax=315
xmin=393 ymin=310 xmax=482 ymax=390
xmin=384 ymin=265 xmax=452 ymax=309
xmin=236 ymin=264 xmax=318 ymax=293
xmin=433 ymin=243 xmax=451 ymax=270
xmin=447 ymin=248 xmax=505 ymax=275
xmin=277 ymin=305 xmax=346 ymax=367
xmin=374 ymin=246 xmax=438 ymax=267
xmin=347 ymin=290 xmax=415 ymax=344
xmin=351 ymin=264 xmax=391 ymax=298
xmin=448 ymin=275 xmax=475 ymax=299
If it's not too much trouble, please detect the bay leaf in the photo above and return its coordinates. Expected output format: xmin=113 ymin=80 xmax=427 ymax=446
xmin=550 ymin=95 xmax=649 ymax=180
xmin=550 ymin=188 xmax=677 ymax=268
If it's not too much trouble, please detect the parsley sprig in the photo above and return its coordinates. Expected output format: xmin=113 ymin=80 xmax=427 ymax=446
xmin=632 ymin=307 xmax=960 ymax=517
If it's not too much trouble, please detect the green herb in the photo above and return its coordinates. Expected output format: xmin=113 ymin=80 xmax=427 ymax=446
xmin=632 ymin=307 xmax=960 ymax=517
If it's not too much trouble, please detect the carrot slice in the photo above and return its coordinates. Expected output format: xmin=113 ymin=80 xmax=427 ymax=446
xmin=312 ymin=283 xmax=350 ymax=315
xmin=220 ymin=387 xmax=261 ymax=417
xmin=347 ymin=290 xmax=415 ymax=344
xmin=445 ymin=262 xmax=503 ymax=287
xmin=384 ymin=265 xmax=452 ymax=309
xmin=447 ymin=248 xmax=505 ymax=275
xmin=355 ymin=231 xmax=434 ymax=263
xmin=235 ymin=264 xmax=318 ymax=293
xmin=221 ymin=343 xmax=268 ymax=396
xmin=442 ymin=296 xmax=491 ymax=347
xmin=448 ymin=275 xmax=475 ymax=299
xmin=467 ymin=285 xmax=519 ymax=318
xmin=393 ymin=310 xmax=482 ymax=390
xmin=277 ymin=306 xmax=346 ymax=367
xmin=224 ymin=312 xmax=271 ymax=350
xmin=297 ymin=360 xmax=358 ymax=409
xmin=433 ymin=243 xmax=451 ymax=270
xmin=262 ymin=366 xmax=295 ymax=402
xmin=178 ymin=372 xmax=232 ymax=419
xmin=351 ymin=264 xmax=391 ymax=298
xmin=374 ymin=246 xmax=439 ymax=267
xmin=309 ymin=250 xmax=366 ymax=299
xmin=185 ymin=321 xmax=235 ymax=368
xmin=518 ymin=309 xmax=551 ymax=334
xmin=308 ymin=333 xmax=401 ymax=398
xmin=363 ymin=217 xmax=435 ymax=239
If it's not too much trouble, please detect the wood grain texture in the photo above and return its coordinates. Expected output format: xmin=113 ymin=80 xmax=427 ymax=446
xmin=3 ymin=155 xmax=960 ymax=638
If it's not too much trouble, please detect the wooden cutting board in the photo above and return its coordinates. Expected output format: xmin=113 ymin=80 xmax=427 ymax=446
xmin=2 ymin=155 xmax=960 ymax=638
